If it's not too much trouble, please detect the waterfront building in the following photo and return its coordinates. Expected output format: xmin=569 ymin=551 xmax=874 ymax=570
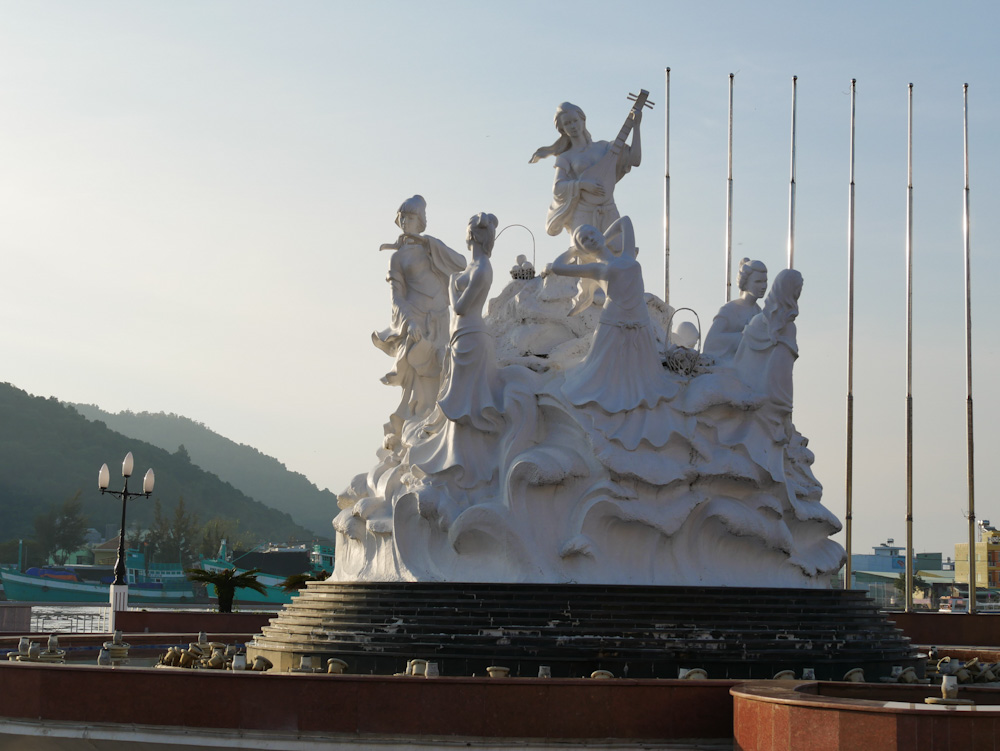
xmin=840 ymin=539 xmax=952 ymax=608
xmin=954 ymin=520 xmax=1000 ymax=596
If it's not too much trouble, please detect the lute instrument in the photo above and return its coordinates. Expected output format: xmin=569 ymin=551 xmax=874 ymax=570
xmin=577 ymin=88 xmax=654 ymax=209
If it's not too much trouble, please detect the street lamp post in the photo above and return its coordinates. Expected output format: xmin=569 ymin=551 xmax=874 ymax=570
xmin=98 ymin=452 xmax=154 ymax=633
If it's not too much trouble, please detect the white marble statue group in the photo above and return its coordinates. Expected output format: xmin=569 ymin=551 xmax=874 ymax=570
xmin=334 ymin=91 xmax=845 ymax=587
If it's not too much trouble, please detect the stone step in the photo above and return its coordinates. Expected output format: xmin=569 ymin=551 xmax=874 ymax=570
xmin=248 ymin=582 xmax=920 ymax=681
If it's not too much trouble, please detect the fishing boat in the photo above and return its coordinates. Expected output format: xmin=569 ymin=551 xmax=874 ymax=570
xmin=198 ymin=541 xmax=334 ymax=605
xmin=0 ymin=551 xmax=201 ymax=604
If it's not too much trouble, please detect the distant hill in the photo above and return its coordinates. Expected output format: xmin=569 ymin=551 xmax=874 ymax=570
xmin=0 ymin=382 xmax=315 ymax=543
xmin=70 ymin=404 xmax=335 ymax=536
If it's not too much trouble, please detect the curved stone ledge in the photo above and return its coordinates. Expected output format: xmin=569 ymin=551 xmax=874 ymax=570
xmin=0 ymin=657 xmax=736 ymax=746
xmin=731 ymin=680 xmax=1000 ymax=750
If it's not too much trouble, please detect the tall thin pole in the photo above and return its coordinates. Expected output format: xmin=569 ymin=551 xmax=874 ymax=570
xmin=787 ymin=75 xmax=798 ymax=269
xmin=963 ymin=83 xmax=977 ymax=615
xmin=725 ymin=73 xmax=735 ymax=303
xmin=845 ymin=79 xmax=857 ymax=590
xmin=664 ymin=67 xmax=671 ymax=307
xmin=904 ymin=83 xmax=914 ymax=613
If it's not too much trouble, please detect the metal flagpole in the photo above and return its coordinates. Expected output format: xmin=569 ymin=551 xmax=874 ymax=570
xmin=845 ymin=79 xmax=856 ymax=590
xmin=905 ymin=83 xmax=914 ymax=613
xmin=787 ymin=76 xmax=797 ymax=269
xmin=725 ymin=73 xmax=734 ymax=303
xmin=963 ymin=83 xmax=977 ymax=615
xmin=664 ymin=67 xmax=671 ymax=308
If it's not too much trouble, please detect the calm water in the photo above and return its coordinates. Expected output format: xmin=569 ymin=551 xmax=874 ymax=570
xmin=30 ymin=605 xmax=110 ymax=633
xmin=25 ymin=604 xmax=224 ymax=634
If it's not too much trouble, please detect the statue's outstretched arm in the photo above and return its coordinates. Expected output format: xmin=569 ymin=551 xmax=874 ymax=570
xmin=551 ymin=248 xmax=607 ymax=281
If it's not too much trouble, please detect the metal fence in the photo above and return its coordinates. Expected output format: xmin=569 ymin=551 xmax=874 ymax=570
xmin=26 ymin=604 xmax=110 ymax=634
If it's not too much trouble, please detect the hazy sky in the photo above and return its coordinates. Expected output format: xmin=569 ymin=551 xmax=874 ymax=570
xmin=2 ymin=1 xmax=998 ymax=557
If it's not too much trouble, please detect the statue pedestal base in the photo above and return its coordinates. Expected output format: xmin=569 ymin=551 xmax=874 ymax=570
xmin=248 ymin=581 xmax=920 ymax=680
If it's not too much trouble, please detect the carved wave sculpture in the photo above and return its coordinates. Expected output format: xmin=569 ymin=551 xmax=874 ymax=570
xmin=334 ymin=259 xmax=846 ymax=588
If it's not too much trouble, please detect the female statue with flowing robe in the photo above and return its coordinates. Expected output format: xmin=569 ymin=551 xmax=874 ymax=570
xmin=438 ymin=212 xmax=504 ymax=432
xmin=734 ymin=267 xmax=803 ymax=434
xmin=372 ymin=195 xmax=466 ymax=436
xmin=549 ymin=220 xmax=679 ymax=451
xmin=408 ymin=213 xmax=504 ymax=490
xmin=530 ymin=102 xmax=643 ymax=237
xmin=703 ymin=258 xmax=768 ymax=363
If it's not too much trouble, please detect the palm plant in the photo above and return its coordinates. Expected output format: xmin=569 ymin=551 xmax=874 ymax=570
xmin=185 ymin=567 xmax=267 ymax=612
xmin=280 ymin=569 xmax=329 ymax=594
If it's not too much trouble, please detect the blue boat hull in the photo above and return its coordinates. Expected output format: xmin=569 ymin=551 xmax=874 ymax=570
xmin=0 ymin=569 xmax=200 ymax=604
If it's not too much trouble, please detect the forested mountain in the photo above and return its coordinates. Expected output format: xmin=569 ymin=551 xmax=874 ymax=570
xmin=70 ymin=404 xmax=336 ymax=536
xmin=0 ymin=382 xmax=315 ymax=545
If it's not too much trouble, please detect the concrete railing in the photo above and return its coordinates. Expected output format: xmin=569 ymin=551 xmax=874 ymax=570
xmin=0 ymin=604 xmax=31 ymax=633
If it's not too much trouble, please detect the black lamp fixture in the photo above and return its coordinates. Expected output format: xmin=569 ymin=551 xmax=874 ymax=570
xmin=99 ymin=452 xmax=154 ymax=587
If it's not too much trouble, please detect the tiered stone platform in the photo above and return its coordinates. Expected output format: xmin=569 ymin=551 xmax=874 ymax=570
xmin=248 ymin=582 xmax=921 ymax=679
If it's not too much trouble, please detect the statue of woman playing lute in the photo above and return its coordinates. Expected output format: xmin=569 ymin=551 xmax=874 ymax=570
xmin=530 ymin=90 xmax=651 ymax=237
